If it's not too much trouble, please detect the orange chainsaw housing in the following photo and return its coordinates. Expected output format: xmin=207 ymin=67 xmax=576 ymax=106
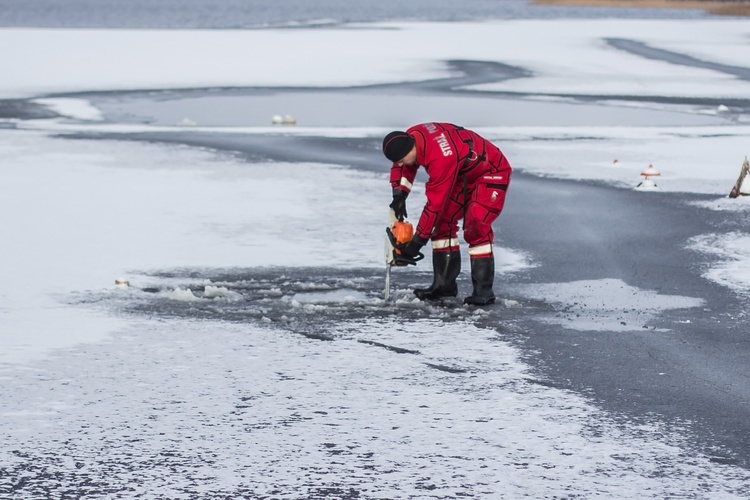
xmin=387 ymin=220 xmax=422 ymax=266
xmin=391 ymin=221 xmax=414 ymax=247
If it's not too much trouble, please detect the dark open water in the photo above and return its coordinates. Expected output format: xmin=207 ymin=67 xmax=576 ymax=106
xmin=0 ymin=0 xmax=708 ymax=28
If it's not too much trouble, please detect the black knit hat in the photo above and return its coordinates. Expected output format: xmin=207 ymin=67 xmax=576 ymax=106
xmin=382 ymin=131 xmax=415 ymax=163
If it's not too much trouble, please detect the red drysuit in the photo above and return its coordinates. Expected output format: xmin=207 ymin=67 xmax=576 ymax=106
xmin=389 ymin=122 xmax=512 ymax=258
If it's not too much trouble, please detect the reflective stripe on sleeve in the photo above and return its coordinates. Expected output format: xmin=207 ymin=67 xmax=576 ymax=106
xmin=468 ymin=243 xmax=493 ymax=256
xmin=400 ymin=177 xmax=413 ymax=190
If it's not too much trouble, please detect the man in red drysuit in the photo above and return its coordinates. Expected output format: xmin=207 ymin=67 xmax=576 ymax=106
xmin=383 ymin=123 xmax=512 ymax=305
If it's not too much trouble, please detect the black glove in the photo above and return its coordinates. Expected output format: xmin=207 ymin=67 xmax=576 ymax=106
xmin=402 ymin=235 xmax=427 ymax=257
xmin=394 ymin=234 xmax=427 ymax=266
xmin=389 ymin=191 xmax=408 ymax=221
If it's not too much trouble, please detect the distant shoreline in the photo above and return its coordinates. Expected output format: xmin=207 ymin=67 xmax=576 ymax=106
xmin=533 ymin=0 xmax=750 ymax=16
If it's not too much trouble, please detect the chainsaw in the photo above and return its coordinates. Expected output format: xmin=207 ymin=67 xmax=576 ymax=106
xmin=384 ymin=209 xmax=424 ymax=301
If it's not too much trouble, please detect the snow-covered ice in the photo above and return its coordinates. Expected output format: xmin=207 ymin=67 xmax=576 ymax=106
xmin=2 ymin=20 xmax=750 ymax=99
xmin=3 ymin=317 xmax=750 ymax=497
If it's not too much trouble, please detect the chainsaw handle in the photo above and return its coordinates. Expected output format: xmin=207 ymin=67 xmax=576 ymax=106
xmin=386 ymin=227 xmax=425 ymax=266
xmin=393 ymin=250 xmax=424 ymax=266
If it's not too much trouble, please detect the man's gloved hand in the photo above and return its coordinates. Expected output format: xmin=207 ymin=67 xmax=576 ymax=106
xmin=394 ymin=234 xmax=427 ymax=266
xmin=389 ymin=191 xmax=408 ymax=221
xmin=402 ymin=234 xmax=427 ymax=258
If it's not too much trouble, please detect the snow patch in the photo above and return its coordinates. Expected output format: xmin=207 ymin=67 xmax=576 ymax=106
xmin=32 ymin=98 xmax=104 ymax=121
xmin=692 ymin=196 xmax=750 ymax=212
xmin=688 ymin=232 xmax=750 ymax=296
xmin=513 ymin=279 xmax=703 ymax=331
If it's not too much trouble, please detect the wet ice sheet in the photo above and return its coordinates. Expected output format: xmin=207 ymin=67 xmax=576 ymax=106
xmin=511 ymin=278 xmax=704 ymax=332
xmin=1 ymin=317 xmax=748 ymax=497
xmin=89 ymin=91 xmax=725 ymax=128
xmin=16 ymin=118 xmax=750 ymax=196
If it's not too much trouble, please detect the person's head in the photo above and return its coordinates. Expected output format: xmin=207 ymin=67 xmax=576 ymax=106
xmin=382 ymin=131 xmax=416 ymax=166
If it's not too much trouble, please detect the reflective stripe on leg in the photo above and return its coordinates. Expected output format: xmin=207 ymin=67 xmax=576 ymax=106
xmin=432 ymin=238 xmax=460 ymax=252
xmin=468 ymin=243 xmax=493 ymax=258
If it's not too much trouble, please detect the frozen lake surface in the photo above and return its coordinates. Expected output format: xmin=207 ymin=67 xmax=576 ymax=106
xmin=3 ymin=14 xmax=750 ymax=498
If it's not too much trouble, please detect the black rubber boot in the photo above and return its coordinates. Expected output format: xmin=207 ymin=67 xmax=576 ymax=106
xmin=464 ymin=257 xmax=495 ymax=305
xmin=414 ymin=251 xmax=461 ymax=300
